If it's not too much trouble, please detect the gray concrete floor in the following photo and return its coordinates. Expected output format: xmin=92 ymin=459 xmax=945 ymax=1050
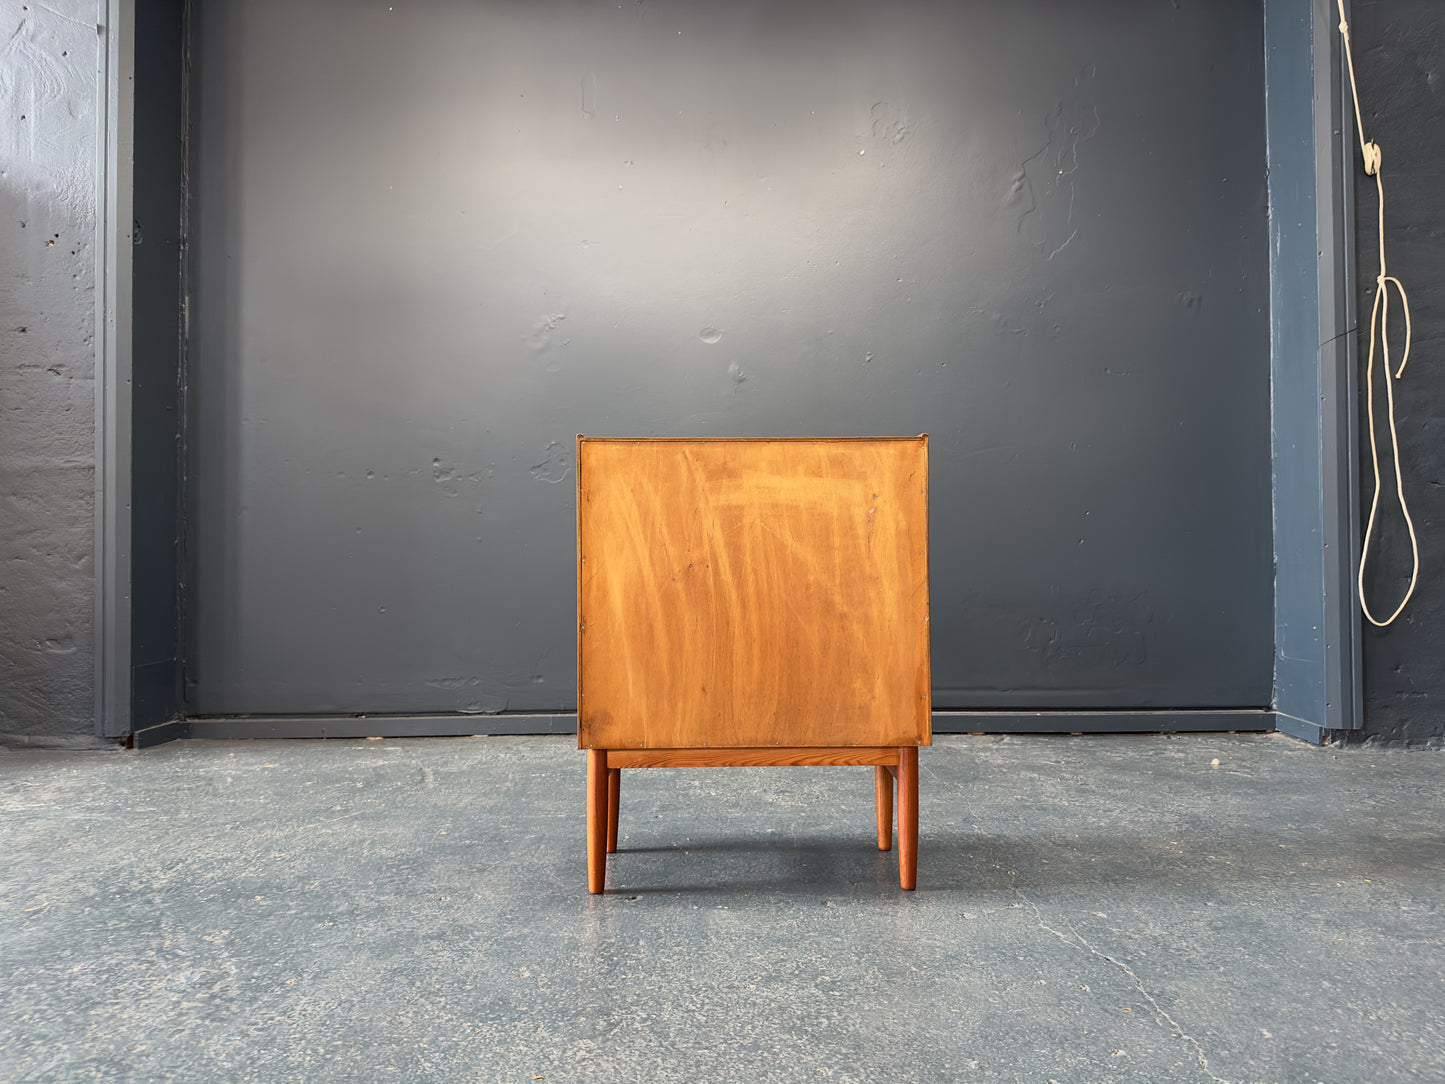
xmin=2 ymin=733 xmax=1443 ymax=1083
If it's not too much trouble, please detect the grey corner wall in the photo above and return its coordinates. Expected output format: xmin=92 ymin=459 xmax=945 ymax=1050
xmin=129 ymin=0 xmax=187 ymax=730
xmin=0 ymin=1 xmax=100 ymax=742
xmin=1264 ymin=0 xmax=1360 ymax=745
xmin=1350 ymin=0 xmax=1445 ymax=746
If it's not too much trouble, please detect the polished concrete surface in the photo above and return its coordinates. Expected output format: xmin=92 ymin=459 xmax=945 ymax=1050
xmin=3 ymin=733 xmax=1443 ymax=1082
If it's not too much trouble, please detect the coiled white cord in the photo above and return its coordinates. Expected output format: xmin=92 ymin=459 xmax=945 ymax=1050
xmin=1339 ymin=1 xmax=1418 ymax=627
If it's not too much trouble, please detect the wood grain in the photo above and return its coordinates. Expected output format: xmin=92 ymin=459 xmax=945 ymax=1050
xmin=586 ymin=749 xmax=608 ymax=894
xmin=897 ymin=746 xmax=918 ymax=890
xmin=606 ymin=746 xmax=902 ymax=769
xmin=577 ymin=437 xmax=931 ymax=751
xmin=606 ymin=767 xmax=620 ymax=854
xmin=874 ymin=765 xmax=894 ymax=851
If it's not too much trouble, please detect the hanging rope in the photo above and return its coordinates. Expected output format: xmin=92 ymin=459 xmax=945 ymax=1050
xmin=1338 ymin=0 xmax=1418 ymax=627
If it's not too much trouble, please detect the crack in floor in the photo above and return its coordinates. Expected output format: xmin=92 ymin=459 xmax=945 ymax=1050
xmin=933 ymin=747 xmax=1225 ymax=1082
xmin=1013 ymin=888 xmax=1228 ymax=1084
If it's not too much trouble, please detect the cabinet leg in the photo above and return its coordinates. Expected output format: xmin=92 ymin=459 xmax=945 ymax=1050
xmin=897 ymin=747 xmax=918 ymax=890
xmin=587 ymin=750 xmax=609 ymax=893
xmin=606 ymin=767 xmax=621 ymax=853
xmin=874 ymin=765 xmax=894 ymax=851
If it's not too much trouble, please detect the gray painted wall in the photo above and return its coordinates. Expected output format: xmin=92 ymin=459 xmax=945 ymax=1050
xmin=1263 ymin=0 xmax=1360 ymax=746
xmin=130 ymin=0 xmax=187 ymax=729
xmin=1350 ymin=1 xmax=1445 ymax=745
xmin=188 ymin=0 xmax=1275 ymax=718
xmin=22 ymin=1 xmax=1430 ymax=742
xmin=1265 ymin=0 xmax=1327 ymax=732
xmin=0 ymin=1 xmax=98 ymax=741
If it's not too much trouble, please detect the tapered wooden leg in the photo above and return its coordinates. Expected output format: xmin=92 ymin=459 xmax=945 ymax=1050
xmin=587 ymin=750 xmax=609 ymax=894
xmin=897 ymin=746 xmax=918 ymax=890
xmin=606 ymin=767 xmax=621 ymax=853
xmin=874 ymin=765 xmax=894 ymax=851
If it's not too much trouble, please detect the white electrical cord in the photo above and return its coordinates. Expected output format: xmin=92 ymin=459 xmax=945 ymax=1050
xmin=1339 ymin=0 xmax=1418 ymax=627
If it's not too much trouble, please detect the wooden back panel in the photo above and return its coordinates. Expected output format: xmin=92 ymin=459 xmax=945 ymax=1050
xmin=577 ymin=437 xmax=930 ymax=750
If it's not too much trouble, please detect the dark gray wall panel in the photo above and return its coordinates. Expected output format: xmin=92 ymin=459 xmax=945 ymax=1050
xmin=1350 ymin=1 xmax=1445 ymax=745
xmin=1265 ymin=0 xmax=1326 ymax=729
xmin=131 ymin=0 xmax=186 ymax=728
xmin=1265 ymin=0 xmax=1361 ymax=745
xmin=189 ymin=0 xmax=1273 ymax=715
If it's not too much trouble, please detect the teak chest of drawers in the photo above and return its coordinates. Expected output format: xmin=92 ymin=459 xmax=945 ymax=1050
xmin=576 ymin=436 xmax=931 ymax=892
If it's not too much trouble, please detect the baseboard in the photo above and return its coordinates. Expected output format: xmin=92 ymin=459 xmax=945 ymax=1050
xmin=1273 ymin=711 xmax=1340 ymax=746
xmin=930 ymin=709 xmax=1275 ymax=735
xmin=130 ymin=719 xmax=190 ymax=749
xmin=131 ymin=713 xmax=576 ymax=745
xmin=129 ymin=708 xmax=1276 ymax=747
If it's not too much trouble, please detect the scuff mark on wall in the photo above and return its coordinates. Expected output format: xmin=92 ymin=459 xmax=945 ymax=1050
xmin=432 ymin=457 xmax=493 ymax=502
xmin=1013 ymin=63 xmax=1099 ymax=262
xmin=431 ymin=458 xmax=459 ymax=497
xmin=0 ymin=10 xmax=93 ymax=211
xmin=870 ymin=100 xmax=911 ymax=146
xmin=528 ymin=442 xmax=572 ymax=484
xmin=525 ymin=312 xmax=568 ymax=372
xmin=1023 ymin=590 xmax=1152 ymax=669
